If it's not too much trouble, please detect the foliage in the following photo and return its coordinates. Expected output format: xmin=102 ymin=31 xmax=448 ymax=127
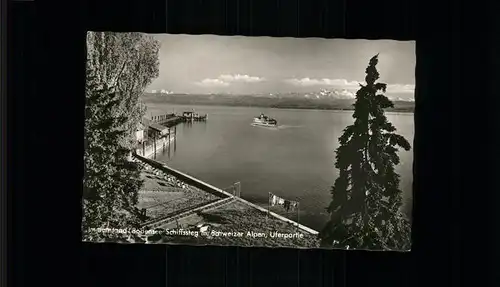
xmin=319 ymin=55 xmax=412 ymax=250
xmin=82 ymin=32 xmax=160 ymax=240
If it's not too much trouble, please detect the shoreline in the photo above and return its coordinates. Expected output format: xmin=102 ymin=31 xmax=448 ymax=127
xmin=121 ymin=155 xmax=321 ymax=248
xmin=140 ymin=100 xmax=415 ymax=114
xmin=134 ymin=154 xmax=319 ymax=235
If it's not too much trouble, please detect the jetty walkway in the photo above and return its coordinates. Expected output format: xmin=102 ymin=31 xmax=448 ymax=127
xmin=148 ymin=111 xmax=207 ymax=128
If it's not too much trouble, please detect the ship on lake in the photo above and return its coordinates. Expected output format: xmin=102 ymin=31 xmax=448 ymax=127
xmin=252 ymin=113 xmax=278 ymax=128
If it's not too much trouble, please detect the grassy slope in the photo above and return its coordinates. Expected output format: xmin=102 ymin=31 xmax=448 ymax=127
xmin=152 ymin=201 xmax=320 ymax=248
xmin=138 ymin=169 xmax=220 ymax=220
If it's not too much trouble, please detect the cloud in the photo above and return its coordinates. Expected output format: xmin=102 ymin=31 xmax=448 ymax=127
xmin=196 ymin=74 xmax=265 ymax=87
xmin=388 ymin=96 xmax=415 ymax=102
xmin=196 ymin=78 xmax=230 ymax=87
xmin=219 ymin=74 xmax=265 ymax=83
xmin=286 ymin=78 xmax=415 ymax=94
xmin=386 ymin=84 xmax=415 ymax=94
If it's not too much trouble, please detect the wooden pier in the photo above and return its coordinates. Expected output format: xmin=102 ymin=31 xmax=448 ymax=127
xmin=150 ymin=111 xmax=207 ymax=127
xmin=181 ymin=110 xmax=208 ymax=122
xmin=149 ymin=113 xmax=184 ymax=127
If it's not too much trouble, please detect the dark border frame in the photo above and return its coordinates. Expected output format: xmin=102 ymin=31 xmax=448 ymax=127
xmin=84 ymin=1 xmax=421 ymax=286
xmin=1 ymin=0 xmax=7 ymax=285
xmin=82 ymin=2 xmax=448 ymax=286
xmin=15 ymin=0 xmax=496 ymax=285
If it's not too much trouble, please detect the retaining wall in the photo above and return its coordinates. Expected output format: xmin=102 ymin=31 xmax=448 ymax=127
xmin=135 ymin=155 xmax=231 ymax=199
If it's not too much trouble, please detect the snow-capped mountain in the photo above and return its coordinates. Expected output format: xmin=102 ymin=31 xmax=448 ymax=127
xmin=160 ymin=89 xmax=173 ymax=94
xmin=388 ymin=96 xmax=415 ymax=102
xmin=302 ymin=88 xmax=355 ymax=100
xmin=150 ymin=89 xmax=174 ymax=94
xmin=304 ymin=89 xmax=414 ymax=102
xmin=145 ymin=88 xmax=415 ymax=103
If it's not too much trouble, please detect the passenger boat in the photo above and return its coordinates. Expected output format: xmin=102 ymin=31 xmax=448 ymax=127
xmin=252 ymin=113 xmax=278 ymax=127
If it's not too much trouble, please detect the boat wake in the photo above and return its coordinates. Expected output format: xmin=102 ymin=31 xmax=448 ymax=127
xmin=277 ymin=125 xmax=303 ymax=129
xmin=251 ymin=113 xmax=303 ymax=130
xmin=251 ymin=123 xmax=279 ymax=129
xmin=250 ymin=124 xmax=303 ymax=130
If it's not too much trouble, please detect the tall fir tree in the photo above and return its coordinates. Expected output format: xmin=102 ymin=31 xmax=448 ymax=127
xmin=83 ymin=32 xmax=160 ymax=241
xmin=319 ymin=55 xmax=412 ymax=250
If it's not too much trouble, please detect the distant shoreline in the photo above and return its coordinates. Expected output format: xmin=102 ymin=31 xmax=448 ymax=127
xmin=141 ymin=95 xmax=415 ymax=114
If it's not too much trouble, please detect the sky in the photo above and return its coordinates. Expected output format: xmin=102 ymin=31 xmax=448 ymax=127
xmin=146 ymin=34 xmax=415 ymax=99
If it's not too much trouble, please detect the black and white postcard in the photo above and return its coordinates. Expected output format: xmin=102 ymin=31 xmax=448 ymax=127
xmin=83 ymin=32 xmax=415 ymax=251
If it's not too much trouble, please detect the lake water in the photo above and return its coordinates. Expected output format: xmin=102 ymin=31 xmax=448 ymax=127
xmin=146 ymin=104 xmax=414 ymax=231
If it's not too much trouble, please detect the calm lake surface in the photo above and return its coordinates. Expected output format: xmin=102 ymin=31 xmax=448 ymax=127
xmin=146 ymin=104 xmax=414 ymax=231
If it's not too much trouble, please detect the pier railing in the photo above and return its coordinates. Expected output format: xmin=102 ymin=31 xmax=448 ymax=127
xmin=150 ymin=113 xmax=207 ymax=126
xmin=150 ymin=113 xmax=176 ymax=123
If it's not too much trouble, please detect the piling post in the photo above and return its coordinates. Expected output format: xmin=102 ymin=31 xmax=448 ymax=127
xmin=267 ymin=192 xmax=270 ymax=218
xmin=297 ymin=202 xmax=300 ymax=232
xmin=168 ymin=138 xmax=171 ymax=158
xmin=153 ymin=134 xmax=157 ymax=159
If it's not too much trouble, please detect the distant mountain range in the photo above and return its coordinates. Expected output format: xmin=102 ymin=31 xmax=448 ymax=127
xmin=141 ymin=89 xmax=415 ymax=112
